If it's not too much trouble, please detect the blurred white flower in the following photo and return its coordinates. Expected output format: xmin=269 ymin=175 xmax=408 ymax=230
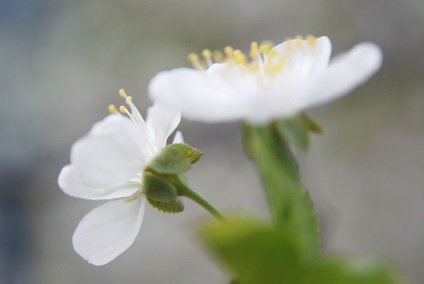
xmin=58 ymin=90 xmax=181 ymax=265
xmin=149 ymin=36 xmax=382 ymax=124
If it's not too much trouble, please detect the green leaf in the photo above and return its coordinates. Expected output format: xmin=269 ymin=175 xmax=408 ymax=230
xmin=275 ymin=114 xmax=322 ymax=151
xmin=199 ymin=217 xmax=402 ymax=284
xmin=199 ymin=217 xmax=305 ymax=284
xmin=242 ymin=123 xmax=320 ymax=262
xmin=302 ymin=257 xmax=401 ymax=284
xmin=143 ymin=171 xmax=177 ymax=202
xmin=148 ymin=143 xmax=202 ymax=174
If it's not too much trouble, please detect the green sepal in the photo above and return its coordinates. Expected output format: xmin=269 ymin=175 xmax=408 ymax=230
xmin=148 ymin=143 xmax=202 ymax=174
xmin=199 ymin=216 xmax=304 ymax=284
xmin=302 ymin=114 xmax=323 ymax=133
xmin=275 ymin=114 xmax=322 ymax=151
xmin=302 ymin=257 xmax=401 ymax=284
xmin=143 ymin=171 xmax=177 ymax=202
xmin=147 ymin=197 xmax=184 ymax=214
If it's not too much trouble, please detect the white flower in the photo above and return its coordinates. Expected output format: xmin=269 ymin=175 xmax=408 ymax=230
xmin=58 ymin=90 xmax=181 ymax=265
xmin=148 ymin=36 xmax=382 ymax=124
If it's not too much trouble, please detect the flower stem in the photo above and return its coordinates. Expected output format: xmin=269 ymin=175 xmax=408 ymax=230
xmin=242 ymin=122 xmax=321 ymax=262
xmin=172 ymin=177 xmax=225 ymax=221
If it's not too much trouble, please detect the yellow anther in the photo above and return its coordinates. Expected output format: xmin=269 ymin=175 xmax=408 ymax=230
xmin=126 ymin=96 xmax=133 ymax=104
xmin=201 ymin=49 xmax=212 ymax=59
xmin=233 ymin=49 xmax=247 ymax=64
xmin=108 ymin=104 xmax=117 ymax=114
xmin=212 ymin=50 xmax=224 ymax=62
xmin=247 ymin=63 xmax=259 ymax=71
xmin=267 ymin=49 xmax=278 ymax=57
xmin=187 ymin=40 xmax=287 ymax=75
xmin=249 ymin=41 xmax=259 ymax=58
xmin=295 ymin=35 xmax=303 ymax=46
xmin=119 ymin=88 xmax=127 ymax=98
xmin=259 ymin=41 xmax=274 ymax=54
xmin=275 ymin=57 xmax=285 ymax=70
xmin=119 ymin=106 xmax=127 ymax=114
xmin=305 ymin=34 xmax=316 ymax=45
xmin=285 ymin=40 xmax=293 ymax=51
xmin=224 ymin=46 xmax=234 ymax=57
xmin=188 ymin=53 xmax=199 ymax=64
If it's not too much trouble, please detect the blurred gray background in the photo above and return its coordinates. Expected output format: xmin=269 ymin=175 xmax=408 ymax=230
xmin=1 ymin=0 xmax=423 ymax=283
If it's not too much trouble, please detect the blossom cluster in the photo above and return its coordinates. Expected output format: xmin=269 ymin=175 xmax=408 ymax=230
xmin=58 ymin=36 xmax=382 ymax=265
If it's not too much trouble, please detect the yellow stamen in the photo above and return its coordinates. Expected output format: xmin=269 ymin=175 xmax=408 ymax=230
xmin=188 ymin=53 xmax=199 ymax=64
xmin=267 ymin=49 xmax=278 ymax=57
xmin=108 ymin=104 xmax=116 ymax=114
xmin=119 ymin=106 xmax=127 ymax=114
xmin=201 ymin=49 xmax=212 ymax=60
xmin=126 ymin=96 xmax=132 ymax=104
xmin=247 ymin=63 xmax=259 ymax=71
xmin=295 ymin=35 xmax=303 ymax=46
xmin=224 ymin=46 xmax=234 ymax=57
xmin=212 ymin=50 xmax=224 ymax=62
xmin=249 ymin=41 xmax=259 ymax=58
xmin=259 ymin=41 xmax=274 ymax=54
xmin=273 ymin=57 xmax=286 ymax=72
xmin=305 ymin=34 xmax=316 ymax=45
xmin=285 ymin=40 xmax=293 ymax=51
xmin=119 ymin=88 xmax=127 ymax=98
xmin=185 ymin=36 xmax=313 ymax=78
xmin=233 ymin=49 xmax=247 ymax=64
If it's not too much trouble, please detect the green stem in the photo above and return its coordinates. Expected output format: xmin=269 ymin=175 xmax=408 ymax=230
xmin=172 ymin=177 xmax=225 ymax=221
xmin=242 ymin=122 xmax=321 ymax=262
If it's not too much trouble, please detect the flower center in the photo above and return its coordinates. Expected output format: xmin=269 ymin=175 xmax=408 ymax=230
xmin=187 ymin=35 xmax=317 ymax=79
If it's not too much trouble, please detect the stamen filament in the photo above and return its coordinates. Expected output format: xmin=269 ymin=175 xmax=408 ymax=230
xmin=188 ymin=53 xmax=202 ymax=70
xmin=202 ymin=49 xmax=213 ymax=66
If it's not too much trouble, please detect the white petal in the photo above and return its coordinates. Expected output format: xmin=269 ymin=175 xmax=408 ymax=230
xmin=72 ymin=196 xmax=146 ymax=266
xmin=273 ymin=36 xmax=332 ymax=80
xmin=172 ymin=131 xmax=184 ymax=144
xmin=146 ymin=103 xmax=181 ymax=148
xmin=71 ymin=115 xmax=147 ymax=188
xmin=296 ymin=42 xmax=382 ymax=110
xmin=58 ymin=165 xmax=140 ymax=200
xmin=148 ymin=66 xmax=248 ymax=122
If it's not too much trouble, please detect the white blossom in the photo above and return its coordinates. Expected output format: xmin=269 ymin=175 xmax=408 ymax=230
xmin=58 ymin=90 xmax=181 ymax=265
xmin=149 ymin=36 xmax=382 ymax=124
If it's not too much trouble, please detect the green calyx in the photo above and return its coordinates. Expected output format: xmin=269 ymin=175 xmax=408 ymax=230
xmin=147 ymin=143 xmax=202 ymax=175
xmin=147 ymin=197 xmax=184 ymax=214
xmin=143 ymin=144 xmax=223 ymax=220
xmin=143 ymin=171 xmax=184 ymax=213
xmin=143 ymin=171 xmax=177 ymax=202
xmin=143 ymin=143 xmax=204 ymax=214
xmin=275 ymin=114 xmax=322 ymax=151
xmin=143 ymin=170 xmax=224 ymax=220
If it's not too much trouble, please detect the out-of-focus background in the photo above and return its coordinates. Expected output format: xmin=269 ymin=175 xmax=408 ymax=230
xmin=1 ymin=0 xmax=423 ymax=283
